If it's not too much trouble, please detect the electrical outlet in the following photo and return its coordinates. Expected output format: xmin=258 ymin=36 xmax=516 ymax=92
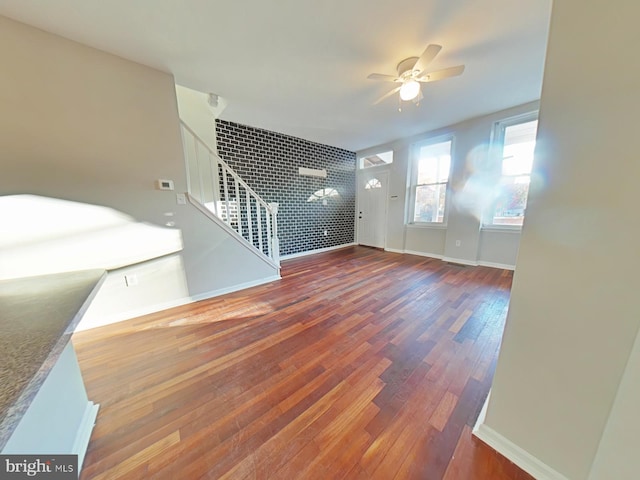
xmin=176 ymin=193 xmax=186 ymax=205
xmin=455 ymin=240 xmax=461 ymax=247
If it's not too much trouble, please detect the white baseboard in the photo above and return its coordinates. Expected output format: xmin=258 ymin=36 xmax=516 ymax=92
xmin=76 ymin=275 xmax=281 ymax=331
xmin=73 ymin=401 xmax=99 ymax=471
xmin=473 ymin=408 xmax=569 ymax=480
xmin=442 ymin=256 xmax=515 ymax=271
xmin=478 ymin=260 xmax=516 ymax=271
xmin=383 ymin=250 xmax=514 ymax=270
xmin=442 ymin=256 xmax=479 ymax=266
xmin=280 ymin=243 xmax=356 ymax=260
xmin=474 ymin=390 xmax=491 ymax=430
xmin=188 ymin=275 xmax=281 ymax=302
xmin=404 ymin=249 xmax=444 ymax=260
xmin=384 ymin=247 xmax=444 ymax=260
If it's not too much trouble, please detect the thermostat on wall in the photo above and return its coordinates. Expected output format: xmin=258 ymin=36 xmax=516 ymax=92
xmin=156 ymin=179 xmax=175 ymax=191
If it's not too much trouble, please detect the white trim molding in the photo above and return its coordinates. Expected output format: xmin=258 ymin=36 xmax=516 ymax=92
xmin=478 ymin=260 xmax=516 ymax=271
xmin=76 ymin=275 xmax=281 ymax=332
xmin=473 ymin=424 xmax=569 ymax=480
xmin=188 ymin=275 xmax=281 ymax=302
xmin=481 ymin=226 xmax=523 ymax=234
xmin=384 ymin=251 xmax=514 ymax=270
xmin=442 ymin=256 xmax=479 ymax=267
xmin=404 ymin=249 xmax=444 ymax=260
xmin=384 ymin=247 xmax=444 ymax=259
xmin=406 ymin=223 xmax=447 ymax=230
xmin=280 ymin=243 xmax=356 ymax=260
xmin=473 ymin=396 xmax=569 ymax=480
xmin=73 ymin=402 xmax=99 ymax=470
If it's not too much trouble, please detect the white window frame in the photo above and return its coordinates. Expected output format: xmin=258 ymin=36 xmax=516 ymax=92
xmin=408 ymin=135 xmax=454 ymax=226
xmin=483 ymin=111 xmax=539 ymax=231
xmin=358 ymin=150 xmax=394 ymax=169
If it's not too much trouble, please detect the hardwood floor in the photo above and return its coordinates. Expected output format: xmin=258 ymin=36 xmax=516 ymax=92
xmin=73 ymin=246 xmax=532 ymax=479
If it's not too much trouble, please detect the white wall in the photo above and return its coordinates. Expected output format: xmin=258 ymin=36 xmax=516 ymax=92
xmin=480 ymin=0 xmax=640 ymax=478
xmin=175 ymin=85 xmax=225 ymax=152
xmin=356 ymin=101 xmax=538 ymax=268
xmin=588 ymin=325 xmax=640 ymax=479
xmin=0 ymin=195 xmax=184 ymax=280
xmin=0 ymin=16 xmax=278 ymax=325
xmin=477 ymin=230 xmax=521 ymax=268
xmin=77 ymin=254 xmax=188 ymax=330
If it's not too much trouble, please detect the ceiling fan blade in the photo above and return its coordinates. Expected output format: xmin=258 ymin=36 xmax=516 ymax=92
xmin=373 ymin=86 xmax=401 ymax=105
xmin=413 ymin=44 xmax=442 ymax=74
xmin=367 ymin=73 xmax=400 ymax=82
xmin=417 ymin=65 xmax=465 ymax=83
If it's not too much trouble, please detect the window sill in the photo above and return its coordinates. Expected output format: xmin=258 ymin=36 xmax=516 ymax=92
xmin=481 ymin=225 xmax=523 ymax=233
xmin=407 ymin=223 xmax=447 ymax=229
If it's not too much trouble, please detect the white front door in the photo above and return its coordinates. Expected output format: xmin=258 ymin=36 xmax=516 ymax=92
xmin=357 ymin=170 xmax=388 ymax=248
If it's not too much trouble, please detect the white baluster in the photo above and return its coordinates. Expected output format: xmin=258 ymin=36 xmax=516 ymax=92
xmin=256 ymin=203 xmax=263 ymax=253
xmin=222 ymin=165 xmax=231 ymax=225
xmin=269 ymin=203 xmax=279 ymax=264
xmin=234 ymin=179 xmax=242 ymax=236
xmin=180 ymin=125 xmax=192 ymax=195
xmin=246 ymin=190 xmax=253 ymax=246
xmin=194 ymin=135 xmax=205 ymax=205
xmin=265 ymin=206 xmax=272 ymax=259
xmin=209 ymin=152 xmax=219 ymax=217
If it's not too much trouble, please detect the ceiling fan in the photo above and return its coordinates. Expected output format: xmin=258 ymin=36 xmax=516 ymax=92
xmin=367 ymin=44 xmax=465 ymax=108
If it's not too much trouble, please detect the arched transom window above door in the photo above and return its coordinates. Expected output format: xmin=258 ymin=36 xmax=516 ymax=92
xmin=365 ymin=178 xmax=382 ymax=189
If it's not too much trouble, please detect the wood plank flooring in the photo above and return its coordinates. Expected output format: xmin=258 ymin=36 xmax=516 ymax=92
xmin=73 ymin=246 xmax=532 ymax=479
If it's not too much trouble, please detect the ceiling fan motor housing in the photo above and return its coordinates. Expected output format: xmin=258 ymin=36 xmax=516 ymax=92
xmin=397 ymin=57 xmax=420 ymax=77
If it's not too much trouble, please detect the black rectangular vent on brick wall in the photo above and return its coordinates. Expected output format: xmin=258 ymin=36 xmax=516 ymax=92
xmin=215 ymin=120 xmax=356 ymax=257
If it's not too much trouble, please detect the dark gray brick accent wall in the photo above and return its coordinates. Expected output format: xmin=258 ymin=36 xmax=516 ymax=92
xmin=215 ymin=120 xmax=356 ymax=256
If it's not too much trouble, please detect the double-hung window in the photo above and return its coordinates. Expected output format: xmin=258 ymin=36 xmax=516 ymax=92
xmin=487 ymin=114 xmax=538 ymax=227
xmin=410 ymin=138 xmax=452 ymax=224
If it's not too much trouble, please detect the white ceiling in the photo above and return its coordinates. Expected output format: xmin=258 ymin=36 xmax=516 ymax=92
xmin=0 ymin=0 xmax=552 ymax=152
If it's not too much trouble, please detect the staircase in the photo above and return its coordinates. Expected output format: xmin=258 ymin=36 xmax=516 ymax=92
xmin=179 ymin=120 xmax=280 ymax=267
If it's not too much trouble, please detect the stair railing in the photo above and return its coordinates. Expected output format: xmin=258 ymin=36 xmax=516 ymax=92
xmin=179 ymin=120 xmax=279 ymax=265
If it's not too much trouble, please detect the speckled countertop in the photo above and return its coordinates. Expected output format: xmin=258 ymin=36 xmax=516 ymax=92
xmin=0 ymin=269 xmax=105 ymax=450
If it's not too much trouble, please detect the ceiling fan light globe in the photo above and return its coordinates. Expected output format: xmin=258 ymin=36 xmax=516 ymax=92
xmin=399 ymin=80 xmax=420 ymax=101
